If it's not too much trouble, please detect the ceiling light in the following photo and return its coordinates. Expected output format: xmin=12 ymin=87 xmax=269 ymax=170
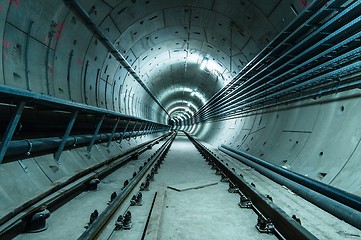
xmin=200 ymin=57 xmax=208 ymax=70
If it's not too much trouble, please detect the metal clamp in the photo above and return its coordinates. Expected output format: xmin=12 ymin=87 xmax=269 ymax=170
xmin=25 ymin=139 xmax=33 ymax=156
xmin=73 ymin=136 xmax=78 ymax=147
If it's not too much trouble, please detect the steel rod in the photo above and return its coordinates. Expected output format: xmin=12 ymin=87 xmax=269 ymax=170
xmin=0 ymin=102 xmax=26 ymax=164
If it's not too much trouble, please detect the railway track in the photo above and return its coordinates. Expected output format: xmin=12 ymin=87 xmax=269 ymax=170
xmin=77 ymin=131 xmax=175 ymax=240
xmin=0 ymin=132 xmax=174 ymax=239
xmin=3 ymin=131 xmax=360 ymax=239
xmin=185 ymin=132 xmax=317 ymax=240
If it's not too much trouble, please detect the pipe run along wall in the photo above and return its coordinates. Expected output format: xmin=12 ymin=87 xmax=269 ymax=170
xmin=220 ymin=144 xmax=361 ymax=212
xmin=0 ymin=132 xmax=164 ymax=220
xmin=219 ymin=146 xmax=361 ymax=230
xmin=192 ymin=89 xmax=361 ymax=197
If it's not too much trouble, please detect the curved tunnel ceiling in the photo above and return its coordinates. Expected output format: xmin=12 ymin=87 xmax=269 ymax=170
xmin=108 ymin=0 xmax=290 ymax=121
xmin=0 ymin=0 xmax=308 ymax=123
xmin=71 ymin=0 xmax=304 ymax=123
xmin=4 ymin=1 xmax=361 ymax=233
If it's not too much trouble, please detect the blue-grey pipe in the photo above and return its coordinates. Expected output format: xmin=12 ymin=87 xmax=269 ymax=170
xmin=221 ymin=144 xmax=361 ymax=212
xmin=219 ymin=146 xmax=361 ymax=230
xmin=4 ymin=130 xmax=165 ymax=158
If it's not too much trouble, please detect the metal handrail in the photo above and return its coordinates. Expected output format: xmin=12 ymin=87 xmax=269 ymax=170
xmin=0 ymin=84 xmax=170 ymax=164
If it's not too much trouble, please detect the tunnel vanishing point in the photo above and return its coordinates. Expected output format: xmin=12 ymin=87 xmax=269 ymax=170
xmin=0 ymin=0 xmax=361 ymax=239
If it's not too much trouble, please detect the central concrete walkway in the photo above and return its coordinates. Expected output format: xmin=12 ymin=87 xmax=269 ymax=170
xmin=153 ymin=132 xmax=274 ymax=240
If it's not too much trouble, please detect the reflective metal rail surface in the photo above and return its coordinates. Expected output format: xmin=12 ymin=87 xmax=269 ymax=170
xmin=78 ymin=132 xmax=175 ymax=240
xmin=219 ymin=145 xmax=361 ymax=230
xmin=0 ymin=132 xmax=172 ymax=239
xmin=185 ymin=132 xmax=318 ymax=240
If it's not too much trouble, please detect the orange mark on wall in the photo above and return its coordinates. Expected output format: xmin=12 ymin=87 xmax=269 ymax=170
xmin=48 ymin=64 xmax=54 ymax=79
xmin=2 ymin=38 xmax=11 ymax=60
xmin=9 ymin=0 xmax=19 ymax=7
xmin=54 ymin=23 xmax=64 ymax=40
xmin=76 ymin=58 xmax=84 ymax=66
xmin=2 ymin=38 xmax=11 ymax=47
xmin=299 ymin=0 xmax=308 ymax=7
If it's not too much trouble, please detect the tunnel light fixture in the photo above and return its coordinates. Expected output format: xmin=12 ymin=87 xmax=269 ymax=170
xmin=187 ymin=53 xmax=201 ymax=63
xmin=169 ymin=106 xmax=194 ymax=116
xmin=207 ymin=60 xmax=222 ymax=72
xmin=200 ymin=57 xmax=208 ymax=70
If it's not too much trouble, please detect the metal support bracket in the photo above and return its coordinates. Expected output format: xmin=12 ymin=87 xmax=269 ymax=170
xmin=106 ymin=118 xmax=120 ymax=148
xmin=128 ymin=121 xmax=138 ymax=140
xmin=18 ymin=160 xmax=29 ymax=173
xmin=117 ymin=120 xmax=130 ymax=145
xmin=0 ymin=102 xmax=26 ymax=164
xmin=141 ymin=123 xmax=149 ymax=137
xmin=54 ymin=111 xmax=79 ymax=164
xmin=145 ymin=124 xmax=151 ymax=135
xmin=134 ymin=122 xmax=144 ymax=139
xmin=150 ymin=125 xmax=155 ymax=135
xmin=87 ymin=115 xmax=105 ymax=152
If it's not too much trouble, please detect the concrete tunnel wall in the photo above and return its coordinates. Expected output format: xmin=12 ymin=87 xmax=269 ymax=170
xmin=191 ymin=89 xmax=361 ymax=197
xmin=1 ymin=0 xmax=360 ymax=220
xmin=0 ymin=0 xmax=166 ymax=215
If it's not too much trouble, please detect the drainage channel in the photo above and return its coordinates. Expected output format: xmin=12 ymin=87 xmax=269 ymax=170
xmin=2 ymin=132 xmax=172 ymax=240
xmin=185 ymin=132 xmax=317 ymax=240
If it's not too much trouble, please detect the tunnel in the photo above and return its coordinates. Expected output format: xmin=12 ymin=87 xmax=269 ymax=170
xmin=0 ymin=0 xmax=361 ymax=239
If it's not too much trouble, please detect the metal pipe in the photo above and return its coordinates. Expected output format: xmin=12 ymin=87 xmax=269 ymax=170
xmin=3 ymin=128 xmax=167 ymax=161
xmin=220 ymin=145 xmax=361 ymax=211
xmin=219 ymin=146 xmax=361 ymax=230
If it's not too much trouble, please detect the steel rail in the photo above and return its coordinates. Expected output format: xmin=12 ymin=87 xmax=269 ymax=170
xmin=221 ymin=145 xmax=361 ymax=212
xmin=219 ymin=145 xmax=361 ymax=230
xmin=0 ymin=133 xmax=170 ymax=238
xmin=77 ymin=132 xmax=176 ymax=239
xmin=185 ymin=132 xmax=318 ymax=240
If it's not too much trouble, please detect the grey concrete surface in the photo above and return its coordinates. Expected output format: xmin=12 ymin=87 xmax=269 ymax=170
xmin=14 ymin=138 xmax=165 ymax=240
xmin=154 ymin=133 xmax=275 ymax=240
xmin=1 ymin=0 xmax=361 ymax=238
xmin=204 ymin=143 xmax=361 ymax=240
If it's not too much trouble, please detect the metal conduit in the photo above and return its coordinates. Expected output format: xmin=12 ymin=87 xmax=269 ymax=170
xmin=200 ymin=77 xmax=361 ymax=123
xmin=220 ymin=145 xmax=361 ymax=211
xmin=195 ymin=0 xmax=332 ymax=116
xmin=3 ymin=130 xmax=165 ymax=160
xmin=192 ymin=0 xmax=361 ymax=123
xmin=202 ymin=39 xmax=361 ymax=120
xmin=219 ymin=146 xmax=361 ymax=230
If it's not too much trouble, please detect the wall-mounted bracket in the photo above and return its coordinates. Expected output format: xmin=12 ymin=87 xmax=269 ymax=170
xmin=106 ymin=118 xmax=120 ymax=148
xmin=0 ymin=101 xmax=26 ymax=164
xmin=87 ymin=115 xmax=105 ymax=152
xmin=54 ymin=111 xmax=79 ymax=164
